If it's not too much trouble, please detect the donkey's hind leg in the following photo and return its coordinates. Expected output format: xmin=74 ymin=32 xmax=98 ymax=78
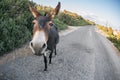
xmin=54 ymin=45 xmax=57 ymax=55
xmin=49 ymin=50 xmax=53 ymax=64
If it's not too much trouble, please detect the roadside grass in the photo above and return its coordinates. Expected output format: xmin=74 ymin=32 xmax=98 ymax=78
xmin=97 ymin=24 xmax=120 ymax=52
xmin=107 ymin=37 xmax=120 ymax=51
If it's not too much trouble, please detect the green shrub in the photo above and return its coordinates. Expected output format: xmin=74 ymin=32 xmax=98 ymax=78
xmin=107 ymin=37 xmax=120 ymax=51
xmin=0 ymin=18 xmax=31 ymax=56
xmin=57 ymin=13 xmax=90 ymax=26
xmin=53 ymin=18 xmax=67 ymax=31
xmin=0 ymin=0 xmax=32 ymax=56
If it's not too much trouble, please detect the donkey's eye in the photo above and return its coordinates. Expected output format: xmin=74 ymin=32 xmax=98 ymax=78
xmin=49 ymin=23 xmax=53 ymax=26
xmin=32 ymin=20 xmax=37 ymax=24
xmin=32 ymin=22 xmax=35 ymax=24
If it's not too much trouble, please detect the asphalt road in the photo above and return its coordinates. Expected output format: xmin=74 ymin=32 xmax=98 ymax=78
xmin=0 ymin=26 xmax=120 ymax=80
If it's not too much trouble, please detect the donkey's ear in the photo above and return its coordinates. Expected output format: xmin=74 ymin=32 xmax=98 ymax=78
xmin=29 ymin=4 xmax=41 ymax=18
xmin=48 ymin=2 xmax=61 ymax=19
xmin=54 ymin=2 xmax=61 ymax=15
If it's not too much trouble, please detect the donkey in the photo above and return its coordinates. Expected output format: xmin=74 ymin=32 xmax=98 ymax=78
xmin=29 ymin=2 xmax=60 ymax=71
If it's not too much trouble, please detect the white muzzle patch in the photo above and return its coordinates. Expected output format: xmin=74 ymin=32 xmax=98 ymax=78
xmin=29 ymin=31 xmax=47 ymax=54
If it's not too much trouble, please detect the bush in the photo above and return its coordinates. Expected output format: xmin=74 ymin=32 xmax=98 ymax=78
xmin=57 ymin=12 xmax=90 ymax=26
xmin=108 ymin=37 xmax=120 ymax=51
xmin=0 ymin=0 xmax=32 ymax=56
xmin=53 ymin=18 xmax=67 ymax=31
xmin=0 ymin=18 xmax=31 ymax=56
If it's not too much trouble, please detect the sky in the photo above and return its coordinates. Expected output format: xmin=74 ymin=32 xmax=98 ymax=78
xmin=31 ymin=0 xmax=120 ymax=30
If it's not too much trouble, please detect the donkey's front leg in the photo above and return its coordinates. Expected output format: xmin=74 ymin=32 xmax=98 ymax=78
xmin=43 ymin=53 xmax=47 ymax=71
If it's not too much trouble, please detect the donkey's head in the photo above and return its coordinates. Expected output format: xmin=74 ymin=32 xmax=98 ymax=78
xmin=29 ymin=2 xmax=61 ymax=55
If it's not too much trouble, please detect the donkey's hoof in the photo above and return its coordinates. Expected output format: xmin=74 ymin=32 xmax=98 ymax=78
xmin=44 ymin=69 xmax=47 ymax=71
xmin=49 ymin=62 xmax=52 ymax=64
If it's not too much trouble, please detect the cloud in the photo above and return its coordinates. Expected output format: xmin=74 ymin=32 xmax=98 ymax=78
xmin=77 ymin=11 xmax=120 ymax=30
xmin=78 ymin=11 xmax=105 ymax=25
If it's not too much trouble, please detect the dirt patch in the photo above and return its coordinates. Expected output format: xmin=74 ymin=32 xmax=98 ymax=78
xmin=0 ymin=43 xmax=33 ymax=65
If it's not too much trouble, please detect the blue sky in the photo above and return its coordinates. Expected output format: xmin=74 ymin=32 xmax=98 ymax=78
xmin=32 ymin=0 xmax=120 ymax=30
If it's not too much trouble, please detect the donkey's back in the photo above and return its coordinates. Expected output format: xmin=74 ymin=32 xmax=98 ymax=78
xmin=47 ymin=24 xmax=59 ymax=50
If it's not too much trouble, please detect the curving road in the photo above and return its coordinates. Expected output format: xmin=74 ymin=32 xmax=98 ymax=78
xmin=0 ymin=26 xmax=120 ymax=80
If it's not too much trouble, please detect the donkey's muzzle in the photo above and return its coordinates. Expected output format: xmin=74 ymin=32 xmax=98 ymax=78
xmin=34 ymin=48 xmax=43 ymax=56
xmin=29 ymin=42 xmax=47 ymax=56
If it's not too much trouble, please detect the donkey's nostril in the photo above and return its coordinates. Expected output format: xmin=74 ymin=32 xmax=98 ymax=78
xmin=42 ymin=43 xmax=46 ymax=48
xmin=31 ymin=42 xmax=33 ymax=47
xmin=29 ymin=41 xmax=35 ymax=54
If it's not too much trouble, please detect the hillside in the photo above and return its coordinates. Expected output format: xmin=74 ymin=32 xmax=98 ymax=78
xmin=0 ymin=0 xmax=91 ymax=56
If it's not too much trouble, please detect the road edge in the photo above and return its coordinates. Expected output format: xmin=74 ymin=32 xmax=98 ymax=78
xmin=95 ymin=27 xmax=120 ymax=57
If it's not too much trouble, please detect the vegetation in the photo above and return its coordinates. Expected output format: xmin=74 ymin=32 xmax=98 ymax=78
xmin=53 ymin=18 xmax=67 ymax=31
xmin=97 ymin=24 xmax=120 ymax=51
xmin=0 ymin=0 xmax=91 ymax=56
xmin=56 ymin=10 xmax=91 ymax=26
xmin=86 ymin=19 xmax=96 ymax=25
xmin=0 ymin=0 xmax=32 ymax=56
